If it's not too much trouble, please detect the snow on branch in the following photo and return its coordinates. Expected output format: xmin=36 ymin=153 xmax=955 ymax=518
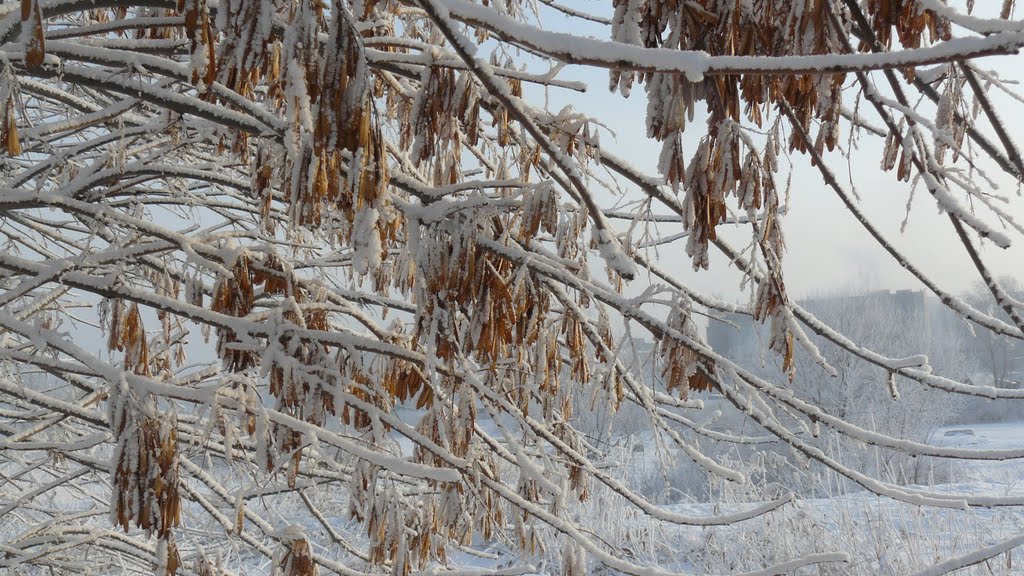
xmin=2 ymin=2 xmax=1024 ymax=575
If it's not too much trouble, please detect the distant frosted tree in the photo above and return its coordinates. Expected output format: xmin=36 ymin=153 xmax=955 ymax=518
xmin=1 ymin=1 xmax=1024 ymax=575
xmin=964 ymin=277 xmax=1024 ymax=389
xmin=777 ymin=291 xmax=975 ymax=483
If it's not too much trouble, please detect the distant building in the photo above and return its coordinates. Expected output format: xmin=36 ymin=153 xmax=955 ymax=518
xmin=706 ymin=310 xmax=762 ymax=366
xmin=705 ymin=288 xmax=1022 ymax=388
xmin=631 ymin=338 xmax=656 ymax=361
xmin=800 ymin=289 xmax=926 ymax=320
xmin=707 ymin=289 xmax=932 ymax=365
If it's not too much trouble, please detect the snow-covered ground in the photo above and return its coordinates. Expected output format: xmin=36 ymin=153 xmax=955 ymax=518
xmin=428 ymin=420 xmax=1017 ymax=575
xmin=642 ymin=421 xmax=1024 ymax=575
xmin=434 ymin=421 xmax=1024 ymax=575
xmin=370 ymin=420 xmax=1024 ymax=575
xmin=930 ymin=421 xmax=1024 ymax=497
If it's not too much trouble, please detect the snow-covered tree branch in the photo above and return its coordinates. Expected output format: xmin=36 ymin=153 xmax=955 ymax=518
xmin=2 ymin=0 xmax=1024 ymax=574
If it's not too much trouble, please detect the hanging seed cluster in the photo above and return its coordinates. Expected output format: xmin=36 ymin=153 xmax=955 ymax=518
xmin=273 ymin=527 xmax=319 ymax=576
xmin=862 ymin=0 xmax=951 ymax=50
xmin=109 ymin=382 xmax=181 ymax=576
xmin=107 ymin=301 xmax=152 ymax=377
xmin=609 ymin=0 xmax=961 ymax=378
xmin=1 ymin=70 xmax=20 ymax=157
xmin=659 ymin=305 xmax=715 ymax=397
xmin=210 ymin=250 xmax=344 ymax=487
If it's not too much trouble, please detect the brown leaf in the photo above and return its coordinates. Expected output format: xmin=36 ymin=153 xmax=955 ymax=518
xmin=4 ymin=108 xmax=21 ymax=156
xmin=22 ymin=0 xmax=46 ymax=69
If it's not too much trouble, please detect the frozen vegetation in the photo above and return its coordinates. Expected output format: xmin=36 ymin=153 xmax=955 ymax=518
xmin=2 ymin=1 xmax=1024 ymax=575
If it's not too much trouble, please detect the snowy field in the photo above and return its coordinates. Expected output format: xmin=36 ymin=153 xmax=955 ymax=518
xmin=440 ymin=421 xmax=1024 ymax=575
xmin=653 ymin=421 xmax=1024 ymax=575
xmin=287 ymin=420 xmax=1024 ymax=575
